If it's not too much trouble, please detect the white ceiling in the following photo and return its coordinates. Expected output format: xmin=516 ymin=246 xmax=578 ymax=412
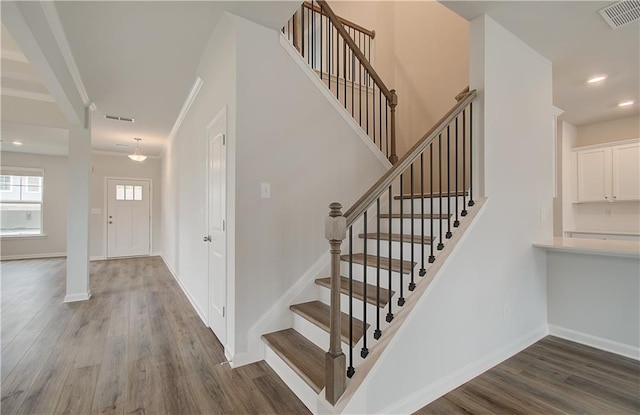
xmin=441 ymin=0 xmax=640 ymax=126
xmin=2 ymin=1 xmax=297 ymax=157
xmin=4 ymin=1 xmax=635 ymax=158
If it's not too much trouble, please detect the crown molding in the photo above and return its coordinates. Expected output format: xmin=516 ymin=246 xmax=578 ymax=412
xmin=168 ymin=77 xmax=203 ymax=144
xmin=40 ymin=2 xmax=95 ymax=112
xmin=1 ymin=49 xmax=29 ymax=63
xmin=1 ymin=87 xmax=56 ymax=103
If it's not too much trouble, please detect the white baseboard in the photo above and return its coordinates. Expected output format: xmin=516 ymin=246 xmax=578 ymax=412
xmin=64 ymin=291 xmax=91 ymax=303
xmin=380 ymin=325 xmax=549 ymax=415
xmin=549 ymin=324 xmax=640 ymax=361
xmin=1 ymin=252 xmax=66 ymax=261
xmin=90 ymin=255 xmax=106 ymax=261
xmin=159 ymin=255 xmax=209 ymax=327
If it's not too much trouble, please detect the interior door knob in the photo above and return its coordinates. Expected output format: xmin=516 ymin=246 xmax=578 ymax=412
xmin=203 ymin=235 xmax=212 ymax=242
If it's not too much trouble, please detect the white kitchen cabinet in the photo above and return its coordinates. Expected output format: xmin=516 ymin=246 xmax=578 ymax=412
xmin=612 ymin=142 xmax=640 ymax=201
xmin=574 ymin=140 xmax=639 ymax=202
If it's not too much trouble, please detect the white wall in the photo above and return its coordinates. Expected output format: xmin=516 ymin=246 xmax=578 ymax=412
xmin=90 ymin=153 xmax=162 ymax=259
xmin=547 ymin=251 xmax=639 ymax=359
xmin=161 ymin=12 xmax=238 ymax=335
xmin=0 ymin=151 xmax=162 ymax=260
xmin=0 ymin=151 xmax=68 ymax=258
xmin=161 ymin=12 xmax=388 ymax=365
xmin=343 ymin=15 xmax=553 ymax=414
xmin=577 ymin=116 xmax=640 ymax=147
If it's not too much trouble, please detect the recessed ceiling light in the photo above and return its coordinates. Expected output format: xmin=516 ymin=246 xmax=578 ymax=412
xmin=12 ymin=141 xmax=23 ymax=146
xmin=587 ymin=74 xmax=608 ymax=84
xmin=618 ymin=100 xmax=635 ymax=107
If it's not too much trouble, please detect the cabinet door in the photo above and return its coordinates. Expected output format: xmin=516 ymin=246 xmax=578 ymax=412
xmin=577 ymin=148 xmax=611 ymax=202
xmin=612 ymin=142 xmax=640 ymax=201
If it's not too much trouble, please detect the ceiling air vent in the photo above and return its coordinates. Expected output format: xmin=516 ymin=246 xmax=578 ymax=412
xmin=105 ymin=114 xmax=135 ymax=123
xmin=599 ymin=0 xmax=640 ymax=29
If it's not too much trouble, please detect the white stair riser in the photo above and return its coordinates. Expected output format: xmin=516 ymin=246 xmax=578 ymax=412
xmin=317 ymin=284 xmax=388 ymax=322
xmin=292 ymin=313 xmax=352 ymax=357
xmin=340 ymin=261 xmax=408 ymax=292
xmin=264 ymin=346 xmax=320 ymax=413
xmin=392 ymin=196 xmax=468 ymax=214
xmin=363 ymin=240 xmax=439 ymax=262
xmin=379 ymin=217 xmax=451 ymax=235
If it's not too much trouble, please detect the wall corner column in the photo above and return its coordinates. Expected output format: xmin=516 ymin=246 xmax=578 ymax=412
xmin=65 ymin=107 xmax=91 ymax=303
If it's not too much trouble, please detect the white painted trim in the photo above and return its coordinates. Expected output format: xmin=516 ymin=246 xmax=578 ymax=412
xmin=279 ymin=34 xmax=391 ymax=170
xmin=549 ymin=324 xmax=640 ymax=361
xmin=40 ymin=2 xmax=94 ymax=110
xmin=64 ymin=291 xmax=91 ymax=303
xmin=90 ymin=255 xmax=106 ymax=261
xmin=552 ymin=106 xmax=564 ymax=117
xmin=244 ymin=250 xmax=330 ymax=363
xmin=380 ymin=325 xmax=549 ymax=415
xmin=160 ymin=255 xmax=209 ymax=326
xmin=571 ymin=137 xmax=639 ymax=152
xmin=165 ymin=77 xmax=204 ymax=152
xmin=0 ymin=252 xmax=66 ymax=261
xmin=0 ymin=233 xmax=48 ymax=240
xmin=1 ymin=87 xmax=56 ymax=103
xmin=1 ymin=49 xmax=28 ymax=63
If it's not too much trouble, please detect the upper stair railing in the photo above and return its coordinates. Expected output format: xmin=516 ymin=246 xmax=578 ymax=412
xmin=324 ymin=88 xmax=477 ymax=404
xmin=283 ymin=1 xmax=398 ymax=164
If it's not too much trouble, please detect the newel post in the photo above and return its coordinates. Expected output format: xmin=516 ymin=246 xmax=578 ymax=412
xmin=325 ymin=202 xmax=346 ymax=405
xmin=389 ymin=89 xmax=399 ymax=164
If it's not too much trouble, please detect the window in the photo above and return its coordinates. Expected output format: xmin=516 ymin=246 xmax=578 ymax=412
xmin=0 ymin=176 xmax=11 ymax=192
xmin=0 ymin=169 xmax=44 ymax=237
xmin=116 ymin=184 xmax=143 ymax=201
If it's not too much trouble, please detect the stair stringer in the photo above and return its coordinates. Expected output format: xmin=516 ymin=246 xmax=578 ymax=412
xmin=279 ymin=34 xmax=392 ymax=169
xmin=328 ymin=197 xmax=488 ymax=414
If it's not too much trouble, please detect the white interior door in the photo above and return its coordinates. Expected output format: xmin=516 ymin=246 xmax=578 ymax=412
xmin=206 ymin=113 xmax=227 ymax=345
xmin=107 ymin=179 xmax=151 ymax=258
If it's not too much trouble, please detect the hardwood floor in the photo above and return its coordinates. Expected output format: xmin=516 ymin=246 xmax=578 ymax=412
xmin=416 ymin=336 xmax=640 ymax=415
xmin=1 ymin=257 xmax=310 ymax=415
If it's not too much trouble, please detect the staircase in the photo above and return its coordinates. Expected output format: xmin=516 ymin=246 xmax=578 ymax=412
xmin=262 ymin=1 xmax=480 ymax=412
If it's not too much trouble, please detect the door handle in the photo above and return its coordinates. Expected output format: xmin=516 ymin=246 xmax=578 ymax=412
xmin=203 ymin=235 xmax=212 ymax=242
xmin=109 ymin=221 xmax=113 ymax=224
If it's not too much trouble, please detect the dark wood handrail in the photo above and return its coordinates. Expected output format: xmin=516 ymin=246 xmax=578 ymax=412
xmin=317 ymin=0 xmax=392 ymax=101
xmin=344 ymin=89 xmax=477 ymax=225
xmin=302 ymin=1 xmax=375 ymax=39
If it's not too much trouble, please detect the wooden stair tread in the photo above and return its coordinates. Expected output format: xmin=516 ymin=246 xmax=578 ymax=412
xmin=358 ymin=233 xmax=434 ymax=244
xmin=341 ymin=253 xmax=415 ymax=274
xmin=290 ymin=301 xmax=369 ymax=345
xmin=315 ymin=276 xmax=394 ymax=308
xmin=261 ymin=328 xmax=325 ymax=393
xmin=394 ymin=191 xmax=468 ymax=200
xmin=379 ymin=213 xmax=451 ymax=219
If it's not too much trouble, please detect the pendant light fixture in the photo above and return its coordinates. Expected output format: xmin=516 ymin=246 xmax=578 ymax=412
xmin=128 ymin=138 xmax=147 ymax=162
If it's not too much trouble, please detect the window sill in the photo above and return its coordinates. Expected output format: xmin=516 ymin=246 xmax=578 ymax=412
xmin=0 ymin=233 xmax=48 ymax=240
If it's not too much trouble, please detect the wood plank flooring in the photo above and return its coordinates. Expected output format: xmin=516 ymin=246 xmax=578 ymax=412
xmin=1 ymin=257 xmax=310 ymax=415
xmin=415 ymin=336 xmax=640 ymax=414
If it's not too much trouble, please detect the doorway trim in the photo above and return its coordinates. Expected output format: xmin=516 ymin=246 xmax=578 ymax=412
xmin=205 ymin=106 xmax=228 ymax=349
xmin=103 ymin=176 xmax=153 ymax=259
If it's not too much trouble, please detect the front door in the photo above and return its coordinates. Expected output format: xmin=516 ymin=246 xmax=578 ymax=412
xmin=107 ymin=179 xmax=151 ymax=258
xmin=206 ymin=111 xmax=227 ymax=345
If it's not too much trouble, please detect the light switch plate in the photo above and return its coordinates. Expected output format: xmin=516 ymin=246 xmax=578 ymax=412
xmin=261 ymin=182 xmax=271 ymax=199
